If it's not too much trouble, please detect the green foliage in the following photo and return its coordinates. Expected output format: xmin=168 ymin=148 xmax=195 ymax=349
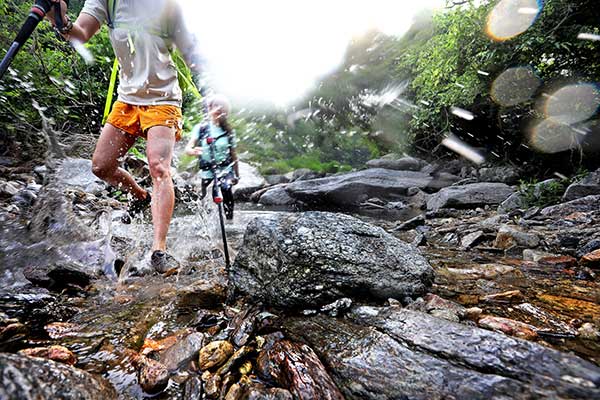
xmin=0 ymin=0 xmax=114 ymax=160
xmin=517 ymin=178 xmax=567 ymax=208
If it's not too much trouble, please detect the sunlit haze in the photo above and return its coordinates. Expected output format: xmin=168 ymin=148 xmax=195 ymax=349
xmin=180 ymin=0 xmax=446 ymax=106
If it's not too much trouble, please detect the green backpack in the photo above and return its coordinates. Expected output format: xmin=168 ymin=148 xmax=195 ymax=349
xmin=101 ymin=0 xmax=202 ymax=123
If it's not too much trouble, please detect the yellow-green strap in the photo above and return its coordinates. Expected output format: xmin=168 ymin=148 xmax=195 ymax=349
xmin=102 ymin=57 xmax=119 ymax=124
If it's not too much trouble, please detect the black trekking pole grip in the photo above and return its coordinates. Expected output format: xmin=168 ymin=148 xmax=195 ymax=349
xmin=0 ymin=0 xmax=64 ymax=80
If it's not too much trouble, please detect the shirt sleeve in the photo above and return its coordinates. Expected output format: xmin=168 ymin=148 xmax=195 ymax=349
xmin=80 ymin=0 xmax=108 ymax=26
xmin=169 ymin=0 xmax=204 ymax=74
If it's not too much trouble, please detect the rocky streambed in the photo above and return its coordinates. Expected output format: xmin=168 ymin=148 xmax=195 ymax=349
xmin=0 ymin=157 xmax=599 ymax=399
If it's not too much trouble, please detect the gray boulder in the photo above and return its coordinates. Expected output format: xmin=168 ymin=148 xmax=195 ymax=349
xmin=284 ymin=168 xmax=325 ymax=182
xmin=477 ymin=166 xmax=521 ymax=184
xmin=286 ymin=169 xmax=446 ymax=208
xmin=264 ymin=174 xmax=290 ymax=185
xmin=284 ymin=307 xmax=600 ymax=400
xmin=563 ymin=169 xmax=600 ymax=201
xmin=258 ymin=186 xmax=296 ymax=206
xmin=366 ymin=156 xmax=427 ymax=171
xmin=541 ymin=195 xmax=600 ymax=218
xmin=427 ymin=183 xmax=514 ymax=211
xmin=0 ymin=353 xmax=117 ymax=399
xmin=231 ymin=212 xmax=434 ymax=308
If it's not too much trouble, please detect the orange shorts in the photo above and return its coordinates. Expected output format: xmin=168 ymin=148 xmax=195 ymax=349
xmin=106 ymin=101 xmax=183 ymax=141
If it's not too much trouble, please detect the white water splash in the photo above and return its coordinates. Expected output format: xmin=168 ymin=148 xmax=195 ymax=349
xmin=441 ymin=135 xmax=485 ymax=164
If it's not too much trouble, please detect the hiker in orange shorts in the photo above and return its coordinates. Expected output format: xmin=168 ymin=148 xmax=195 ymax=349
xmin=46 ymin=0 xmax=202 ymax=273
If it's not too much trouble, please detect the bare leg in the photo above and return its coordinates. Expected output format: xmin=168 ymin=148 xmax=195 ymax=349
xmin=146 ymin=126 xmax=176 ymax=251
xmin=92 ymin=124 xmax=147 ymax=200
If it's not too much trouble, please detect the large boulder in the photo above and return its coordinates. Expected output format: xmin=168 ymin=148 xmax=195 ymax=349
xmin=563 ymin=169 xmax=600 ymax=201
xmin=230 ymin=212 xmax=434 ymax=308
xmin=0 ymin=353 xmax=117 ymax=399
xmin=233 ymin=162 xmax=267 ymax=201
xmin=285 ymin=169 xmax=453 ymax=208
xmin=258 ymin=186 xmax=296 ymax=206
xmin=427 ymin=182 xmax=514 ymax=211
xmin=284 ymin=307 xmax=600 ymax=400
xmin=366 ymin=156 xmax=427 ymax=171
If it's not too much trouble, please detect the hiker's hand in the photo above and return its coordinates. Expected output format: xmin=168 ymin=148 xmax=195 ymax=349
xmin=189 ymin=147 xmax=202 ymax=156
xmin=44 ymin=0 xmax=69 ymax=28
xmin=231 ymin=176 xmax=239 ymax=185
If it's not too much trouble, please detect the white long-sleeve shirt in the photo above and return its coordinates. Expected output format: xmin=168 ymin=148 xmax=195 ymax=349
xmin=82 ymin=0 xmax=201 ymax=107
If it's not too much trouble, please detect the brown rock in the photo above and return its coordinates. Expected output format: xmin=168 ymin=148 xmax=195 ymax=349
xmin=199 ymin=340 xmax=234 ymax=371
xmin=478 ymin=316 xmax=538 ymax=340
xmin=202 ymin=371 xmax=221 ymax=398
xmin=19 ymin=345 xmax=77 ymax=366
xmin=481 ymin=290 xmax=524 ymax=303
xmin=137 ymin=357 xmax=169 ymax=395
xmin=177 ymin=280 xmax=227 ymax=311
xmin=225 ymin=383 xmax=244 ymax=400
xmin=463 ymin=307 xmax=483 ymax=321
xmin=580 ymin=249 xmax=600 ymax=269
xmin=538 ymin=256 xmax=577 ymax=269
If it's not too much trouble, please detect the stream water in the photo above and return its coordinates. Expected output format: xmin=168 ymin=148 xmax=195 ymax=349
xmin=1 ymin=190 xmax=599 ymax=398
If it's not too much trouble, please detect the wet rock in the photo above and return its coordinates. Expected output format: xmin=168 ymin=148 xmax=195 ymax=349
xmin=580 ymin=249 xmax=600 ymax=269
xmin=202 ymin=370 xmax=221 ymax=397
xmin=540 ymin=195 xmax=600 ymax=218
xmin=229 ymin=306 xmax=261 ymax=347
xmin=285 ymin=307 xmax=600 ymax=400
xmin=478 ymin=316 xmax=538 ymax=340
xmin=563 ymin=169 xmax=600 ymax=201
xmin=0 ymin=181 xmax=20 ymax=197
xmin=245 ymin=387 xmax=294 ymax=400
xmin=494 ymin=225 xmax=540 ymax=249
xmin=523 ymin=249 xmax=556 ymax=262
xmin=0 ymin=352 xmax=116 ymax=399
xmin=137 ymin=356 xmax=170 ymax=395
xmin=366 ymin=156 xmax=427 ymax=171
xmin=463 ymin=307 xmax=484 ymax=321
xmin=477 ymin=166 xmax=521 ymax=184
xmin=0 ymin=321 xmax=28 ymax=351
xmin=24 ymin=261 xmax=93 ymax=291
xmin=176 ymin=279 xmax=227 ymax=311
xmin=498 ymin=192 xmax=525 ymax=213
xmin=183 ymin=375 xmax=203 ymax=400
xmin=257 ymin=338 xmax=344 ymax=400
xmin=159 ymin=332 xmax=205 ymax=372
xmin=576 ymin=239 xmax=600 ymax=258
xmin=392 ymin=215 xmax=425 ymax=231
xmin=438 ymin=263 xmax=515 ymax=280
xmin=460 ymin=230 xmax=485 ymax=249
xmin=427 ymin=183 xmax=514 ymax=211
xmin=286 ymin=169 xmax=440 ymax=208
xmin=320 ymin=298 xmax=353 ymax=317
xmin=482 ymin=290 xmax=524 ymax=303
xmin=265 ymin=174 xmax=290 ymax=186
xmin=578 ymin=323 xmax=600 ymax=341
xmin=199 ymin=340 xmax=234 ymax=370
xmin=0 ymin=291 xmax=76 ymax=329
xmin=233 ymin=162 xmax=267 ymax=201
xmin=285 ymin=168 xmax=325 ymax=182
xmin=18 ymin=345 xmax=77 ymax=366
xmin=258 ymin=186 xmax=296 ymax=206
xmin=231 ymin=212 xmax=434 ymax=308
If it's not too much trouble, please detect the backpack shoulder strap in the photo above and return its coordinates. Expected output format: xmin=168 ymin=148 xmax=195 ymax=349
xmin=106 ymin=0 xmax=117 ymax=29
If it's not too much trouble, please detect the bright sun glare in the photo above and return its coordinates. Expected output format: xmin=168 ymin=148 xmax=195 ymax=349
xmin=180 ymin=0 xmax=446 ymax=106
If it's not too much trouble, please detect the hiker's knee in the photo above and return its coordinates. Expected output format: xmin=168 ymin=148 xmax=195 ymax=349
xmin=149 ymin=158 xmax=171 ymax=181
xmin=92 ymin=158 xmax=116 ymax=180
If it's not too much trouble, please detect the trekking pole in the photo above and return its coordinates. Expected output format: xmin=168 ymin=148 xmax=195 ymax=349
xmin=205 ymin=136 xmax=231 ymax=271
xmin=0 ymin=0 xmax=67 ymax=80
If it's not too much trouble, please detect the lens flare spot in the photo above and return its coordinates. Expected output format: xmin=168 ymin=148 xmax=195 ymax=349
xmin=491 ymin=66 xmax=541 ymax=107
xmin=486 ymin=0 xmax=542 ymax=41
xmin=544 ymin=84 xmax=600 ymax=125
xmin=530 ymin=119 xmax=580 ymax=153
